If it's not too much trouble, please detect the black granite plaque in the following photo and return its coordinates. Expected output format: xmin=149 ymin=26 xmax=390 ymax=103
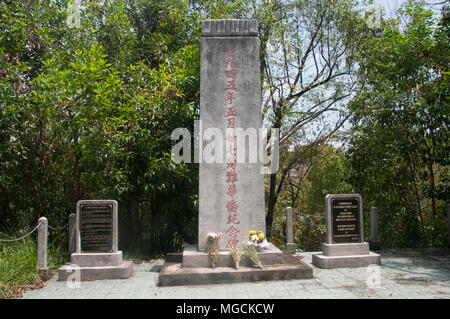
xmin=331 ymin=198 xmax=361 ymax=243
xmin=80 ymin=204 xmax=113 ymax=252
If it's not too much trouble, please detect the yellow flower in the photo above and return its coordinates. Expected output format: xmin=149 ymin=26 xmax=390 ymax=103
xmin=249 ymin=230 xmax=256 ymax=235
xmin=258 ymin=233 xmax=265 ymax=240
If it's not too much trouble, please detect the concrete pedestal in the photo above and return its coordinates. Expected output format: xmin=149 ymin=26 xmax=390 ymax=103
xmin=58 ymin=200 xmax=133 ymax=281
xmin=58 ymin=251 xmax=133 ymax=281
xmin=38 ymin=268 xmax=51 ymax=281
xmin=312 ymin=242 xmax=381 ymax=269
xmin=70 ymin=251 xmax=124 ymax=267
xmin=158 ymin=243 xmax=313 ymax=286
xmin=286 ymin=243 xmax=297 ymax=254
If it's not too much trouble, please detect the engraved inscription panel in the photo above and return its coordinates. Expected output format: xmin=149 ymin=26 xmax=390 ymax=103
xmin=80 ymin=204 xmax=113 ymax=252
xmin=331 ymin=198 xmax=361 ymax=243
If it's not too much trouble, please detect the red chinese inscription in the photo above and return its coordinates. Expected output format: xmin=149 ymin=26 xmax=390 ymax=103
xmin=224 ymin=46 xmax=240 ymax=248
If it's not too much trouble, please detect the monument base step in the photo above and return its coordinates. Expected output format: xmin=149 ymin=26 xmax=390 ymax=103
xmin=158 ymin=254 xmax=313 ymax=286
xmin=182 ymin=243 xmax=284 ymax=268
xmin=58 ymin=261 xmax=133 ymax=281
xmin=71 ymin=251 xmax=124 ymax=267
xmin=311 ymin=252 xmax=381 ymax=269
xmin=322 ymin=242 xmax=370 ymax=256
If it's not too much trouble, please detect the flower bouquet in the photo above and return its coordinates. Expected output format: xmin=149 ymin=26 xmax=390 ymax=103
xmin=228 ymin=244 xmax=244 ymax=270
xmin=206 ymin=232 xmax=222 ymax=269
xmin=246 ymin=230 xmax=269 ymax=251
xmin=243 ymin=244 xmax=263 ymax=269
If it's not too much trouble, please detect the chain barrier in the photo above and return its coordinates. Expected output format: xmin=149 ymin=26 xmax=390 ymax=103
xmin=0 ymin=222 xmax=42 ymax=243
xmin=48 ymin=224 xmax=68 ymax=231
xmin=0 ymin=221 xmax=68 ymax=243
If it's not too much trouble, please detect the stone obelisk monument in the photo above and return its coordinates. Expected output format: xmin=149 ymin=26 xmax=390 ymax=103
xmin=198 ymin=19 xmax=265 ymax=251
xmin=158 ymin=20 xmax=313 ymax=286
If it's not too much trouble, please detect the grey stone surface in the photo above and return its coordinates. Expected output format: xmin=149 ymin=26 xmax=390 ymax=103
xmin=286 ymin=243 xmax=297 ymax=254
xmin=58 ymin=200 xmax=132 ymax=281
xmin=322 ymin=243 xmax=370 ymax=257
xmin=286 ymin=207 xmax=296 ymax=254
xmin=369 ymin=207 xmax=381 ymax=250
xmin=58 ymin=261 xmax=133 ymax=281
xmin=198 ymin=19 xmax=265 ymax=251
xmin=37 ymin=217 xmax=48 ymax=270
xmin=37 ymin=217 xmax=50 ymax=281
xmin=182 ymin=244 xmax=284 ymax=268
xmin=201 ymin=19 xmax=258 ymax=37
xmin=160 ymin=254 xmax=312 ymax=287
xmin=314 ymin=195 xmax=381 ymax=269
xmin=312 ymin=252 xmax=381 ymax=269
xmin=22 ymin=249 xmax=450 ymax=299
xmin=71 ymin=252 xmax=124 ymax=267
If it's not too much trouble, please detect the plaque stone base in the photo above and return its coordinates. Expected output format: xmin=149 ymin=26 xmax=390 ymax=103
xmin=58 ymin=250 xmax=133 ymax=281
xmin=285 ymin=243 xmax=297 ymax=254
xmin=158 ymin=243 xmax=313 ymax=286
xmin=312 ymin=242 xmax=381 ymax=269
xmin=70 ymin=251 xmax=123 ymax=267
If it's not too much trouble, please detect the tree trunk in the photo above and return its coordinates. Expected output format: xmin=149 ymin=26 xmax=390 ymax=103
xmin=266 ymin=172 xmax=277 ymax=237
xmin=427 ymin=161 xmax=437 ymax=220
xmin=0 ymin=183 xmax=15 ymax=227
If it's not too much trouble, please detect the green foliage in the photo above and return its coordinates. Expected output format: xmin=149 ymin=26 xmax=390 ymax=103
xmin=259 ymin=0 xmax=367 ymax=237
xmin=0 ymin=0 xmax=447 ymax=261
xmin=295 ymin=146 xmax=352 ymax=251
xmin=347 ymin=0 xmax=449 ymax=248
xmin=196 ymin=0 xmax=251 ymax=19
xmin=0 ymin=0 xmax=201 ymax=255
xmin=269 ymin=145 xmax=351 ymax=251
xmin=303 ymin=146 xmax=353 ymax=213
xmin=0 ymin=236 xmax=66 ymax=299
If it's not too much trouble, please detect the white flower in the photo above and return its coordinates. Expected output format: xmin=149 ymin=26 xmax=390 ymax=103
xmin=251 ymin=234 xmax=258 ymax=242
xmin=207 ymin=232 xmax=222 ymax=239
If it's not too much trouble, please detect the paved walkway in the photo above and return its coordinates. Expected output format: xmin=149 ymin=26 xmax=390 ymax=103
xmin=21 ymin=249 xmax=450 ymax=299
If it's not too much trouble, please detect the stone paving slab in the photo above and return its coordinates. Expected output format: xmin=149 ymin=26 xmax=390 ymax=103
xmin=20 ymin=249 xmax=450 ymax=299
